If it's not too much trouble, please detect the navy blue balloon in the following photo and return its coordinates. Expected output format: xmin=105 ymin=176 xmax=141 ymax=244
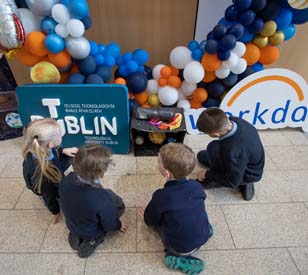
xmin=228 ymin=23 xmax=244 ymax=39
xmin=206 ymin=81 xmax=225 ymax=98
xmin=234 ymin=0 xmax=252 ymax=11
xmin=213 ymin=24 xmax=227 ymax=40
xmin=207 ymin=31 xmax=214 ymax=40
xmin=81 ymin=16 xmax=92 ymax=30
xmin=202 ymin=97 xmax=221 ymax=108
xmin=40 ymin=17 xmax=57 ymax=34
xmin=78 ymin=56 xmax=97 ymax=75
xmin=129 ymin=99 xmax=139 ymax=114
xmin=217 ymin=50 xmax=231 ymax=61
xmin=219 ymin=34 xmax=236 ymax=51
xmin=274 ymin=9 xmax=293 ymax=30
xmin=44 ymin=34 xmax=64 ymax=53
xmin=222 ymin=73 xmax=238 ymax=87
xmin=205 ymin=39 xmax=219 ymax=54
xmin=248 ymin=17 xmax=264 ymax=34
xmin=225 ymin=5 xmax=238 ymax=21
xmin=238 ymin=66 xmax=255 ymax=81
xmin=67 ymin=73 xmax=85 ymax=84
xmin=239 ymin=28 xmax=254 ymax=43
xmin=127 ymin=72 xmax=148 ymax=94
xmin=239 ymin=10 xmax=256 ymax=26
xmin=252 ymin=62 xmax=264 ymax=72
xmin=86 ymin=74 xmax=104 ymax=84
xmin=218 ymin=17 xmax=232 ymax=27
xmin=192 ymin=48 xmax=203 ymax=61
xmin=96 ymin=66 xmax=112 ymax=82
xmin=199 ymin=40 xmax=207 ymax=51
xmin=188 ymin=40 xmax=199 ymax=50
xmin=250 ymin=0 xmax=266 ymax=12
xmin=143 ymin=65 xmax=153 ymax=80
xmin=259 ymin=0 xmax=281 ymax=21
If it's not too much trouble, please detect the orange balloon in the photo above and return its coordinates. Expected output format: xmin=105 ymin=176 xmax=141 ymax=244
xmin=168 ymin=75 xmax=181 ymax=88
xmin=158 ymin=77 xmax=168 ymax=87
xmin=59 ymin=72 xmax=70 ymax=84
xmin=170 ymin=65 xmax=179 ymax=76
xmin=17 ymin=47 xmax=42 ymax=66
xmin=115 ymin=77 xmax=126 ymax=85
xmin=160 ymin=66 xmax=172 ymax=78
xmin=259 ymin=45 xmax=280 ymax=65
xmin=70 ymin=63 xmax=80 ymax=73
xmin=25 ymin=32 xmax=48 ymax=57
xmin=141 ymin=103 xmax=151 ymax=108
xmin=134 ymin=91 xmax=148 ymax=105
xmin=190 ymin=99 xmax=202 ymax=109
xmin=201 ymin=53 xmax=222 ymax=72
xmin=243 ymin=43 xmax=261 ymax=66
xmin=192 ymin=88 xmax=208 ymax=103
xmin=48 ymin=50 xmax=71 ymax=68
xmin=203 ymin=71 xmax=216 ymax=83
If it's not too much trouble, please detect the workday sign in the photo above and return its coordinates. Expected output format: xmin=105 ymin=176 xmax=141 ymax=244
xmin=185 ymin=69 xmax=308 ymax=134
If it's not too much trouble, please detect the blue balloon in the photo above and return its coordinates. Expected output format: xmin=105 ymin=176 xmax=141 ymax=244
xmin=199 ymin=40 xmax=207 ymax=51
xmin=96 ymin=66 xmax=112 ymax=82
xmin=219 ymin=34 xmax=236 ymax=51
xmin=126 ymin=60 xmax=139 ymax=73
xmin=138 ymin=65 xmax=145 ymax=73
xmin=86 ymin=74 xmax=104 ymax=84
xmin=205 ymin=39 xmax=219 ymax=54
xmin=239 ymin=10 xmax=256 ymax=26
xmin=252 ymin=62 xmax=264 ymax=72
xmin=218 ymin=50 xmax=231 ymax=61
xmin=127 ymin=72 xmax=148 ymax=94
xmin=218 ymin=17 xmax=232 ymax=27
xmin=133 ymin=49 xmax=149 ymax=65
xmin=228 ymin=23 xmax=244 ymax=39
xmin=68 ymin=0 xmax=89 ymax=19
xmin=206 ymin=81 xmax=225 ymax=98
xmin=202 ymin=97 xmax=220 ymax=108
xmin=274 ymin=9 xmax=293 ymax=30
xmin=222 ymin=73 xmax=238 ymax=87
xmin=234 ymin=0 xmax=252 ymax=11
xmin=282 ymin=24 xmax=296 ymax=41
xmin=95 ymin=54 xmax=104 ymax=65
xmin=122 ymin=52 xmax=133 ymax=63
xmin=248 ymin=17 xmax=264 ymax=34
xmin=116 ymin=55 xmax=124 ymax=66
xmin=192 ymin=48 xmax=203 ymax=61
xmin=225 ymin=5 xmax=238 ymax=21
xmin=238 ymin=66 xmax=255 ymax=81
xmin=105 ymin=42 xmax=121 ymax=58
xmin=61 ymin=0 xmax=69 ymax=5
xmin=67 ymin=73 xmax=85 ymax=84
xmin=129 ymin=99 xmax=139 ymax=114
xmin=104 ymin=55 xmax=115 ymax=67
xmin=188 ymin=40 xmax=199 ymax=50
xmin=119 ymin=65 xmax=130 ymax=77
xmin=239 ymin=28 xmax=254 ymax=43
xmin=213 ymin=24 xmax=227 ymax=40
xmin=40 ymin=17 xmax=57 ymax=34
xmin=78 ymin=55 xmax=97 ymax=75
xmin=259 ymin=0 xmax=281 ymax=21
xmin=81 ymin=16 xmax=92 ymax=30
xmin=89 ymin=41 xmax=98 ymax=55
xmin=44 ymin=34 xmax=64 ymax=53
xmin=143 ymin=65 xmax=153 ymax=80
xmin=250 ymin=0 xmax=266 ymax=12
xmin=207 ymin=31 xmax=214 ymax=40
xmin=98 ymin=44 xmax=105 ymax=54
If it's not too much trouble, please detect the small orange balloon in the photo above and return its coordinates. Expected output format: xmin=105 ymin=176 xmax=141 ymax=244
xmin=259 ymin=45 xmax=280 ymax=65
xmin=70 ymin=63 xmax=80 ymax=73
xmin=243 ymin=43 xmax=261 ymax=66
xmin=190 ymin=99 xmax=202 ymax=109
xmin=134 ymin=91 xmax=148 ymax=105
xmin=203 ymin=71 xmax=216 ymax=83
xmin=141 ymin=103 xmax=151 ymax=108
xmin=59 ymin=72 xmax=70 ymax=84
xmin=115 ymin=77 xmax=126 ymax=85
xmin=158 ymin=77 xmax=168 ymax=87
xmin=48 ymin=50 xmax=71 ymax=68
xmin=25 ymin=32 xmax=48 ymax=57
xmin=192 ymin=88 xmax=208 ymax=103
xmin=201 ymin=53 xmax=222 ymax=72
xmin=160 ymin=66 xmax=172 ymax=78
xmin=170 ymin=65 xmax=179 ymax=76
xmin=168 ymin=75 xmax=181 ymax=88
xmin=17 ymin=47 xmax=42 ymax=66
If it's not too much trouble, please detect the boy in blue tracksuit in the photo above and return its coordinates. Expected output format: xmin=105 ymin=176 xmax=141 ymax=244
xmin=139 ymin=143 xmax=213 ymax=275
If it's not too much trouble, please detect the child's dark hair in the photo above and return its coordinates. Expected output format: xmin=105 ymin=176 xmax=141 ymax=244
xmin=159 ymin=143 xmax=196 ymax=179
xmin=73 ymin=144 xmax=112 ymax=183
xmin=197 ymin=107 xmax=230 ymax=134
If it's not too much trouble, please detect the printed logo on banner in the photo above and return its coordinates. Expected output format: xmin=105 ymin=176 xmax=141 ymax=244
xmin=16 ymin=84 xmax=130 ymax=154
xmin=185 ymin=69 xmax=308 ymax=134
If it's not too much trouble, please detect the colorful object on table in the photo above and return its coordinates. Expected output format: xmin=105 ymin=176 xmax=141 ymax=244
xmin=30 ymin=61 xmax=60 ymax=83
xmin=148 ymin=132 xmax=166 ymax=145
xmin=148 ymin=113 xmax=182 ymax=130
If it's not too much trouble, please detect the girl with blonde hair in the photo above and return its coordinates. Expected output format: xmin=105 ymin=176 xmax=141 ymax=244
xmin=22 ymin=118 xmax=78 ymax=224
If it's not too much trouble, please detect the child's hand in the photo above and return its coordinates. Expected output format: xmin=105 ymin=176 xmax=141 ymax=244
xmin=51 ymin=213 xmax=62 ymax=224
xmin=197 ymin=170 xmax=206 ymax=181
xmin=120 ymin=220 xmax=128 ymax=233
xmin=138 ymin=207 xmax=145 ymax=220
xmin=62 ymin=147 xmax=78 ymax=157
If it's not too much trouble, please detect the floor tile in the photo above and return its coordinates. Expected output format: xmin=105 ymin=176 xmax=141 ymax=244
xmin=223 ymin=203 xmax=308 ymax=248
xmin=0 ymin=178 xmax=24 ymax=209
xmin=41 ymin=208 xmax=136 ymax=253
xmin=136 ymin=157 xmax=159 ymax=175
xmin=0 ymin=210 xmax=50 ymax=252
xmin=0 ymin=156 xmax=23 ymax=178
xmin=264 ymin=151 xmax=278 ymax=171
xmin=259 ymin=130 xmax=292 ymax=146
xmin=105 ymin=154 xmax=136 ymax=176
xmin=256 ymin=170 xmax=308 ymax=202
xmin=0 ymin=137 xmax=23 ymax=155
xmin=0 ymin=254 xmax=85 ymax=275
xmin=288 ymin=247 xmax=308 ymax=275
xmin=266 ymin=146 xmax=308 ymax=170
xmin=0 ymin=155 xmax=13 ymax=174
xmin=183 ymin=133 xmax=214 ymax=149
xmin=281 ymin=128 xmax=308 ymax=145
xmin=15 ymin=188 xmax=45 ymax=209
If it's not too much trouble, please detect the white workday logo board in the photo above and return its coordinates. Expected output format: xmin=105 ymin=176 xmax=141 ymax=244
xmin=185 ymin=69 xmax=308 ymax=134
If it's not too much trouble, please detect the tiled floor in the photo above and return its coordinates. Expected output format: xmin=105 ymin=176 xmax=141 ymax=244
xmin=0 ymin=129 xmax=308 ymax=275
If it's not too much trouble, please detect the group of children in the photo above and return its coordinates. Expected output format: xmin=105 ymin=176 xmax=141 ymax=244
xmin=22 ymin=108 xmax=264 ymax=275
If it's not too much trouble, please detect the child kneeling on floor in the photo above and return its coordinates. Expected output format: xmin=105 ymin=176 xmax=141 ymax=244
xmin=139 ymin=143 xmax=213 ymax=275
xmin=59 ymin=144 xmax=127 ymax=258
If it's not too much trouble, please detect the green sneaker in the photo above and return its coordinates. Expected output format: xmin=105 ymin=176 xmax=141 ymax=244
xmin=164 ymin=255 xmax=205 ymax=275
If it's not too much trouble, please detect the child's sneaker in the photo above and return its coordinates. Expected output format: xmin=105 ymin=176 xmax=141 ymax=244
xmin=68 ymin=232 xmax=81 ymax=250
xmin=164 ymin=255 xmax=205 ymax=275
xmin=77 ymin=235 xmax=104 ymax=258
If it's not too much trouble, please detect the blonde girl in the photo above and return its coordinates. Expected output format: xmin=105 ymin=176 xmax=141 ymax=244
xmin=22 ymin=118 xmax=78 ymax=224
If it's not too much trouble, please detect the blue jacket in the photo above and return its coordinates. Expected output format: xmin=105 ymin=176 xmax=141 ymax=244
xmin=59 ymin=172 xmax=121 ymax=239
xmin=144 ymin=178 xmax=211 ymax=253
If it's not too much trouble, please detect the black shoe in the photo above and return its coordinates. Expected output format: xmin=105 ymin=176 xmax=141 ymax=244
xmin=68 ymin=232 xmax=81 ymax=250
xmin=77 ymin=235 xmax=104 ymax=258
xmin=197 ymin=178 xmax=223 ymax=190
xmin=240 ymin=182 xmax=255 ymax=201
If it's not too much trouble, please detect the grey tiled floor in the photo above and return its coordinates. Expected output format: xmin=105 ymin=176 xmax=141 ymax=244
xmin=0 ymin=128 xmax=308 ymax=275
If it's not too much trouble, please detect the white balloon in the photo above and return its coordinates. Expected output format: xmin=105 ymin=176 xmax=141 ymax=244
xmin=152 ymin=64 xmax=165 ymax=80
xmin=158 ymin=86 xmax=179 ymax=106
xmin=146 ymin=79 xmax=158 ymax=95
xmin=51 ymin=4 xmax=70 ymax=25
xmin=170 ymin=46 xmax=193 ymax=69
xmin=177 ymin=99 xmax=191 ymax=111
xmin=215 ymin=65 xmax=230 ymax=79
xmin=67 ymin=19 xmax=85 ymax=37
xmin=18 ymin=8 xmax=42 ymax=35
xmin=65 ymin=36 xmax=90 ymax=59
xmin=25 ymin=0 xmax=59 ymax=16
xmin=231 ymin=58 xmax=247 ymax=74
xmin=181 ymin=80 xmax=197 ymax=97
xmin=183 ymin=61 xmax=205 ymax=84
xmin=223 ymin=52 xmax=239 ymax=69
xmin=55 ymin=24 xmax=69 ymax=38
xmin=231 ymin=42 xmax=246 ymax=57
xmin=177 ymin=89 xmax=186 ymax=101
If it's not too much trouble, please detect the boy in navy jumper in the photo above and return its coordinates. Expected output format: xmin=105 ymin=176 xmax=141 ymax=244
xmin=196 ymin=107 xmax=265 ymax=201
xmin=59 ymin=144 xmax=127 ymax=258
xmin=139 ymin=143 xmax=212 ymax=275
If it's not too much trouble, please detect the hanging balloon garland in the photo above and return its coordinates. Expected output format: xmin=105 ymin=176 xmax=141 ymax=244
xmin=1 ymin=0 xmax=308 ymax=112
